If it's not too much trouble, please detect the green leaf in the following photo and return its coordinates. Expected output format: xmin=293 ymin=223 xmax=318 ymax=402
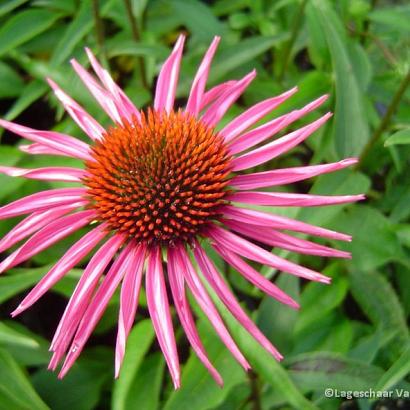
xmin=170 ymin=0 xmax=227 ymax=42
xmin=5 ymin=80 xmax=48 ymax=121
xmin=0 ymin=265 xmax=48 ymax=304
xmin=203 ymin=287 xmax=318 ymax=410
xmin=49 ymin=2 xmax=93 ymax=66
xmin=238 ymin=330 xmax=319 ymax=410
xmin=310 ymin=0 xmax=369 ymax=157
xmin=287 ymin=352 xmax=384 ymax=392
xmin=375 ymin=345 xmax=410 ymax=391
xmin=384 ymin=129 xmax=410 ymax=146
xmin=31 ymin=347 xmax=111 ymax=410
xmin=0 ymin=62 xmax=24 ymax=98
xmin=334 ymin=206 xmax=403 ymax=271
xmin=204 ymin=35 xmax=287 ymax=84
xmin=257 ymin=275 xmax=300 ymax=355
xmin=164 ymin=319 xmax=247 ymax=410
xmin=0 ymin=145 xmax=25 ymax=200
xmin=0 ymin=321 xmax=39 ymax=348
xmin=369 ymin=7 xmax=410 ymax=33
xmin=112 ymin=320 xmax=155 ymax=410
xmin=0 ymin=0 xmax=28 ymax=17
xmin=0 ymin=348 xmax=49 ymax=410
xmin=295 ymin=265 xmax=348 ymax=335
xmin=350 ymin=269 xmax=409 ymax=360
xmin=0 ymin=10 xmax=60 ymax=56
xmin=124 ymin=353 xmax=165 ymax=410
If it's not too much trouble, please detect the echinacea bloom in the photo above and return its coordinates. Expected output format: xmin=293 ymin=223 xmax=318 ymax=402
xmin=0 ymin=35 xmax=363 ymax=388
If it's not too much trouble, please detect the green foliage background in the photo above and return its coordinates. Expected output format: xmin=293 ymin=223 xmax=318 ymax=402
xmin=0 ymin=0 xmax=409 ymax=409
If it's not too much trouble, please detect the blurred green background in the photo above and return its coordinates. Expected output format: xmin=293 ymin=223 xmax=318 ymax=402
xmin=0 ymin=0 xmax=409 ymax=409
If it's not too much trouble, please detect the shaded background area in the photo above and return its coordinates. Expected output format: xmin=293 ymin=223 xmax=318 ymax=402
xmin=0 ymin=0 xmax=409 ymax=409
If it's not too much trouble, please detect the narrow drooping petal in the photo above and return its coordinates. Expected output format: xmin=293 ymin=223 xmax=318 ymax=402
xmin=19 ymin=143 xmax=77 ymax=157
xmin=85 ymin=47 xmax=140 ymax=122
xmin=232 ymin=112 xmax=332 ymax=171
xmin=168 ymin=247 xmax=223 ymax=386
xmin=199 ymin=80 xmax=237 ymax=111
xmin=207 ymin=225 xmax=330 ymax=283
xmin=0 ymin=187 xmax=87 ymax=220
xmin=175 ymin=246 xmax=251 ymax=371
xmin=50 ymin=234 xmax=125 ymax=368
xmin=11 ymin=224 xmax=108 ymax=317
xmin=221 ymin=205 xmax=351 ymax=242
xmin=193 ymin=242 xmax=283 ymax=360
xmin=228 ymin=95 xmax=328 ymax=154
xmin=154 ymin=35 xmax=185 ymax=113
xmin=202 ymin=71 xmax=256 ymax=127
xmin=230 ymin=158 xmax=359 ymax=190
xmin=212 ymin=244 xmax=299 ymax=307
xmin=227 ymin=191 xmax=365 ymax=207
xmin=71 ymin=59 xmax=123 ymax=124
xmin=115 ymin=243 xmax=147 ymax=376
xmin=186 ymin=36 xmax=220 ymax=115
xmin=146 ymin=246 xmax=180 ymax=389
xmin=0 ymin=166 xmax=86 ymax=182
xmin=221 ymin=87 xmax=298 ymax=143
xmin=0 ymin=202 xmax=86 ymax=254
xmin=0 ymin=119 xmax=91 ymax=160
xmin=48 ymin=79 xmax=105 ymax=141
xmin=0 ymin=210 xmax=95 ymax=274
xmin=223 ymin=219 xmax=351 ymax=259
xmin=59 ymin=241 xmax=138 ymax=378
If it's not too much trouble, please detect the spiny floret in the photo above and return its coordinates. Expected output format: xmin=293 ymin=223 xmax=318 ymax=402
xmin=84 ymin=109 xmax=232 ymax=245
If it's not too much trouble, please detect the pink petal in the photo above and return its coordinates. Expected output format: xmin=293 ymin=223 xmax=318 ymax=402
xmin=168 ymin=247 xmax=223 ymax=386
xmin=0 ymin=202 xmax=86 ymax=254
xmin=85 ymin=47 xmax=140 ymax=122
xmin=0 ymin=210 xmax=95 ymax=274
xmin=199 ymin=80 xmax=237 ymax=111
xmin=19 ymin=143 xmax=78 ymax=157
xmin=71 ymin=59 xmax=123 ymax=124
xmin=59 ymin=241 xmax=140 ymax=378
xmin=0 ymin=119 xmax=91 ymax=160
xmin=207 ymin=225 xmax=330 ymax=283
xmin=50 ymin=234 xmax=125 ymax=367
xmin=221 ymin=205 xmax=352 ymax=242
xmin=222 ymin=87 xmax=298 ymax=143
xmin=115 ymin=242 xmax=147 ymax=377
xmin=223 ymin=219 xmax=351 ymax=259
xmin=47 ymin=78 xmax=105 ymax=141
xmin=229 ymin=158 xmax=359 ymax=190
xmin=185 ymin=36 xmax=221 ymax=116
xmin=0 ymin=187 xmax=87 ymax=220
xmin=227 ymin=191 xmax=365 ymax=207
xmin=146 ymin=246 xmax=180 ymax=389
xmin=175 ymin=246 xmax=251 ymax=371
xmin=11 ymin=224 xmax=108 ymax=317
xmin=193 ymin=242 xmax=283 ymax=360
xmin=228 ymin=95 xmax=328 ymax=154
xmin=201 ymin=71 xmax=256 ymax=127
xmin=154 ymin=35 xmax=185 ymax=114
xmin=211 ymin=243 xmax=299 ymax=307
xmin=232 ymin=112 xmax=332 ymax=171
xmin=0 ymin=165 xmax=86 ymax=182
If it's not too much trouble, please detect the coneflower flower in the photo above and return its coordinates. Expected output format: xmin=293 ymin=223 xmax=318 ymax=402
xmin=0 ymin=35 xmax=363 ymax=388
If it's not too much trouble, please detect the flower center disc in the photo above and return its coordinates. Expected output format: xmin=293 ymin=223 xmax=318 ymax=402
xmin=84 ymin=109 xmax=231 ymax=245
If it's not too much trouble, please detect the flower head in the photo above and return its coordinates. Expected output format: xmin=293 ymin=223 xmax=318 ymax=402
xmin=0 ymin=35 xmax=363 ymax=388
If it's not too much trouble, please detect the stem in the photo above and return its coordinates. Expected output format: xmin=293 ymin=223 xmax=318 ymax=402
xmin=278 ymin=0 xmax=308 ymax=82
xmin=123 ymin=0 xmax=149 ymax=90
xmin=358 ymin=70 xmax=410 ymax=168
xmin=92 ymin=0 xmax=108 ymax=67
xmin=249 ymin=370 xmax=262 ymax=410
